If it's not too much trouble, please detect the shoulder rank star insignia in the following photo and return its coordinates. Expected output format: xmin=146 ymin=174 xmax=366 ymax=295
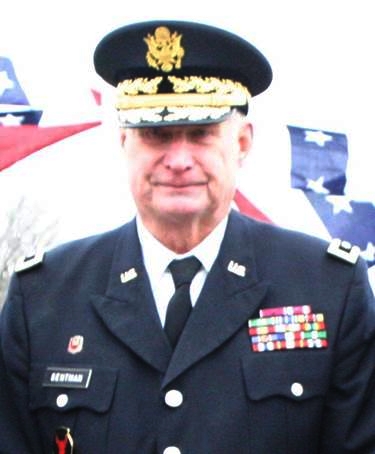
xmin=327 ymin=238 xmax=360 ymax=264
xmin=227 ymin=260 xmax=246 ymax=277
xmin=14 ymin=249 xmax=45 ymax=273
xmin=120 ymin=267 xmax=138 ymax=283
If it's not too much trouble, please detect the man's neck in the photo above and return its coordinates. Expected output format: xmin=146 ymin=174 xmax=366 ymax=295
xmin=139 ymin=213 xmax=227 ymax=254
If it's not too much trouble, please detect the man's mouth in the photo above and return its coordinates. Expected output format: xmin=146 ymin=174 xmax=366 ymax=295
xmin=153 ymin=181 xmax=206 ymax=188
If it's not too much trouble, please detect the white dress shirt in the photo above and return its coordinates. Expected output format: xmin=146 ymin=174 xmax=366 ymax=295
xmin=137 ymin=216 xmax=228 ymax=326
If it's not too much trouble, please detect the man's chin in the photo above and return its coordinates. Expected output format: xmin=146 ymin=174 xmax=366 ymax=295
xmin=156 ymin=204 xmax=207 ymax=222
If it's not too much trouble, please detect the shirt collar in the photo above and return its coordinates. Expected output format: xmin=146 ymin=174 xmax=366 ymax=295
xmin=137 ymin=216 xmax=228 ymax=280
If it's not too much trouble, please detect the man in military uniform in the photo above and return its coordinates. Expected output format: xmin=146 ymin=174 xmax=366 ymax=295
xmin=1 ymin=20 xmax=375 ymax=454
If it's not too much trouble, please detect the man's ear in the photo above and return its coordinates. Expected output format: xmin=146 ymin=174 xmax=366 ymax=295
xmin=238 ymin=121 xmax=253 ymax=164
xmin=120 ymin=128 xmax=126 ymax=146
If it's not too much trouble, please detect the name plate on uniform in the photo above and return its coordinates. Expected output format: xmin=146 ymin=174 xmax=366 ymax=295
xmin=43 ymin=367 xmax=92 ymax=389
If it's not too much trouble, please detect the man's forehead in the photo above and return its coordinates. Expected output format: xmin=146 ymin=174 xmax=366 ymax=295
xmin=133 ymin=122 xmax=224 ymax=133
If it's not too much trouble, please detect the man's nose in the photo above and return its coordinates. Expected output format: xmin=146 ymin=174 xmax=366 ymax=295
xmin=163 ymin=141 xmax=194 ymax=171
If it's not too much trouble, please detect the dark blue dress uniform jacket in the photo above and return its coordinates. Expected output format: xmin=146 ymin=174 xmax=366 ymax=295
xmin=1 ymin=211 xmax=375 ymax=453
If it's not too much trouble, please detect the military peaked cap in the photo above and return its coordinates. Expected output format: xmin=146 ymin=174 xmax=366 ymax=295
xmin=94 ymin=20 xmax=272 ymax=127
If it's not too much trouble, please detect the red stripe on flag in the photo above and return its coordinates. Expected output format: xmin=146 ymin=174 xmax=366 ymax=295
xmin=91 ymin=89 xmax=102 ymax=106
xmin=0 ymin=122 xmax=101 ymax=171
xmin=234 ymin=189 xmax=273 ymax=223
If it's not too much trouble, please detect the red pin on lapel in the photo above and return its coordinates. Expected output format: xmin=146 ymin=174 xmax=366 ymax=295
xmin=67 ymin=335 xmax=84 ymax=355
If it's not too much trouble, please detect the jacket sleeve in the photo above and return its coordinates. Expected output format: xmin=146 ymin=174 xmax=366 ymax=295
xmin=0 ymin=274 xmax=44 ymax=454
xmin=320 ymin=258 xmax=375 ymax=453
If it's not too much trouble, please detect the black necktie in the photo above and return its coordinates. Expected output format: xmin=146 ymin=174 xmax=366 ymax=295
xmin=164 ymin=256 xmax=201 ymax=348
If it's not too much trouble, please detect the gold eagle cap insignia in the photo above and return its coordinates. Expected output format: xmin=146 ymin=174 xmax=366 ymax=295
xmin=144 ymin=26 xmax=184 ymax=72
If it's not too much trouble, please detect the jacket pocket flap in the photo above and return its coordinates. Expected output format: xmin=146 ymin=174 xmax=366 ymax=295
xmin=29 ymin=364 xmax=118 ymax=413
xmin=242 ymin=352 xmax=330 ymax=401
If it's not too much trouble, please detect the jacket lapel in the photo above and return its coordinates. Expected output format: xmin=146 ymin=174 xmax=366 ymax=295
xmin=90 ymin=213 xmax=269 ymax=383
xmin=91 ymin=220 xmax=172 ymax=373
xmin=162 ymin=212 xmax=269 ymax=387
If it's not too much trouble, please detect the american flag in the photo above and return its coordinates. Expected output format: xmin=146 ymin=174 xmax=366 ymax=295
xmin=288 ymin=125 xmax=375 ymax=268
xmin=0 ymin=56 xmax=101 ymax=171
xmin=0 ymin=56 xmax=43 ymax=126
xmin=236 ymin=125 xmax=375 ymax=292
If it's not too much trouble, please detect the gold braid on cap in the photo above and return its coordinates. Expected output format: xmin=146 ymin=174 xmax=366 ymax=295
xmin=116 ymin=76 xmax=251 ymax=110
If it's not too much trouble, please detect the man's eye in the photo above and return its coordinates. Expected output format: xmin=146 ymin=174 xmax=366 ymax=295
xmin=188 ymin=128 xmax=211 ymax=141
xmin=140 ymin=128 xmax=172 ymax=143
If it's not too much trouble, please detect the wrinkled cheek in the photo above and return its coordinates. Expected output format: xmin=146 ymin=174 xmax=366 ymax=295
xmin=207 ymin=177 xmax=228 ymax=199
xmin=128 ymin=174 xmax=151 ymax=207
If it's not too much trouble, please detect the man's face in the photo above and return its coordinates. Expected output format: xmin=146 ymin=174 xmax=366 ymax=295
xmin=121 ymin=114 xmax=252 ymax=227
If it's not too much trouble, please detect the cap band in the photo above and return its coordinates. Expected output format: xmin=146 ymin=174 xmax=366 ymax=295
xmin=118 ymin=105 xmax=231 ymax=126
xmin=116 ymin=76 xmax=251 ymax=110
